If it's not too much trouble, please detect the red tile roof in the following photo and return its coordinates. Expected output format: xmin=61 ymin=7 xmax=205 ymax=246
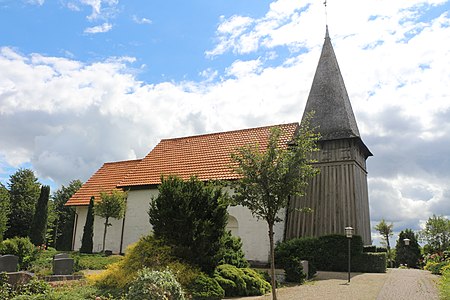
xmin=66 ymin=123 xmax=299 ymax=206
xmin=118 ymin=123 xmax=299 ymax=187
xmin=65 ymin=159 xmax=141 ymax=206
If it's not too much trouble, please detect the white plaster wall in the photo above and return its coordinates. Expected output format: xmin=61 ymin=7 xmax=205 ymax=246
xmin=227 ymin=205 xmax=286 ymax=263
xmin=121 ymin=189 xmax=155 ymax=251
xmin=73 ymin=205 xmax=127 ymax=253
xmin=72 ymin=187 xmax=285 ymax=263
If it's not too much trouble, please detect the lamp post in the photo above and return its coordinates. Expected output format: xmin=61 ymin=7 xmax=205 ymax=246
xmin=345 ymin=226 xmax=354 ymax=283
xmin=403 ymin=238 xmax=410 ymax=246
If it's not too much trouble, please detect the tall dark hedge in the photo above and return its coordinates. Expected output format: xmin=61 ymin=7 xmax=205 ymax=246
xmin=80 ymin=196 xmax=95 ymax=253
xmin=30 ymin=185 xmax=50 ymax=246
xmin=275 ymin=234 xmax=385 ymax=273
xmin=148 ymin=176 xmax=228 ymax=274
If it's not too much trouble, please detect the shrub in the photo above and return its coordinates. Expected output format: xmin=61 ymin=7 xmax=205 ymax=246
xmin=274 ymin=236 xmax=318 ymax=277
xmin=216 ymin=231 xmax=249 ymax=268
xmin=214 ymin=264 xmax=270 ymax=297
xmin=376 ymin=247 xmax=387 ymax=253
xmin=316 ymin=234 xmax=363 ymax=271
xmin=189 ymin=274 xmax=224 ymax=300
xmin=15 ymin=279 xmax=51 ymax=296
xmin=425 ymin=261 xmax=450 ymax=275
xmin=283 ymin=256 xmax=306 ymax=283
xmin=352 ymin=253 xmax=387 ymax=273
xmin=363 ymin=245 xmax=377 ymax=253
xmin=90 ymin=234 xmax=201 ymax=296
xmin=0 ymin=237 xmax=36 ymax=269
xmin=126 ymin=268 xmax=185 ymax=300
xmin=240 ymin=268 xmax=271 ymax=296
xmin=149 ymin=176 xmax=229 ymax=274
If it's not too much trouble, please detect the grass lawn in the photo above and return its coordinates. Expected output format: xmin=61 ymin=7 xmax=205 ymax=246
xmin=441 ymin=270 xmax=450 ymax=300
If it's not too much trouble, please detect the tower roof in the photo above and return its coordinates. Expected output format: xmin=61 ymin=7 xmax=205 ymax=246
xmin=302 ymin=26 xmax=361 ymax=141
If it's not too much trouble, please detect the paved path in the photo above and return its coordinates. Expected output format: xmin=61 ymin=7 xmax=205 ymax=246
xmin=229 ymin=268 xmax=440 ymax=300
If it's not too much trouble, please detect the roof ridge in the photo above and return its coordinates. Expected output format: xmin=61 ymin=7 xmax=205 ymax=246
xmin=161 ymin=122 xmax=299 ymax=142
xmin=103 ymin=158 xmax=143 ymax=165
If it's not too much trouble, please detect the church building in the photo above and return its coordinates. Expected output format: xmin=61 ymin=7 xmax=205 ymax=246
xmin=66 ymin=27 xmax=372 ymax=263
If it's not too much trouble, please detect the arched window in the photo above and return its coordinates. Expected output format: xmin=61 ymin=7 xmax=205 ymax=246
xmin=226 ymin=215 xmax=239 ymax=236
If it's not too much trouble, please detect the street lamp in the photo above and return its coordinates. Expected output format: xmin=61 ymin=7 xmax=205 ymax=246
xmin=345 ymin=226 xmax=354 ymax=283
xmin=403 ymin=238 xmax=410 ymax=246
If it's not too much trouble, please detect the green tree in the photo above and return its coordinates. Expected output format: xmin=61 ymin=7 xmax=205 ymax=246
xmin=420 ymin=215 xmax=450 ymax=253
xmin=0 ymin=183 xmax=10 ymax=241
xmin=5 ymin=169 xmax=41 ymax=239
xmin=51 ymin=180 xmax=83 ymax=250
xmin=230 ymin=118 xmax=319 ymax=300
xmin=395 ymin=229 xmax=421 ymax=268
xmin=95 ymin=190 xmax=127 ymax=253
xmin=374 ymin=219 xmax=394 ymax=267
xmin=30 ymin=185 xmax=50 ymax=246
xmin=148 ymin=176 xmax=229 ymax=274
xmin=80 ymin=196 xmax=95 ymax=254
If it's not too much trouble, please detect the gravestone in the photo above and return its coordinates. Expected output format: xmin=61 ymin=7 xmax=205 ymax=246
xmin=0 ymin=255 xmax=19 ymax=272
xmin=53 ymin=258 xmax=74 ymax=275
xmin=53 ymin=253 xmax=70 ymax=260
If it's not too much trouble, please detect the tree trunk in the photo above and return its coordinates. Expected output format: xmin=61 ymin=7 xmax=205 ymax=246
xmin=268 ymin=222 xmax=277 ymax=300
xmin=386 ymin=234 xmax=392 ymax=268
xmin=102 ymin=217 xmax=109 ymax=253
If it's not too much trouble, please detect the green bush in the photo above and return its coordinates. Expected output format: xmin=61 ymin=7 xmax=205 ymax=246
xmin=363 ymin=245 xmax=377 ymax=253
xmin=213 ymin=264 xmax=270 ymax=297
xmin=240 ymin=268 xmax=271 ymax=296
xmin=126 ymin=268 xmax=185 ymax=300
xmin=189 ymin=273 xmax=224 ymax=300
xmin=216 ymin=231 xmax=249 ymax=268
xmin=275 ymin=235 xmax=384 ymax=273
xmin=283 ymin=256 xmax=306 ymax=283
xmin=425 ymin=261 xmax=450 ymax=275
xmin=274 ymin=236 xmax=318 ymax=278
xmin=15 ymin=279 xmax=51 ymax=296
xmin=352 ymin=253 xmax=387 ymax=273
xmin=0 ymin=237 xmax=36 ymax=269
xmin=376 ymin=247 xmax=387 ymax=253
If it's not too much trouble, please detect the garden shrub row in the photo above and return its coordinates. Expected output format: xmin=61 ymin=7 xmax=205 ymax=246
xmin=275 ymin=234 xmax=386 ymax=276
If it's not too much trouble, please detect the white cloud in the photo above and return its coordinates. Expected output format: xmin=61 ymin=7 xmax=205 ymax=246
xmin=132 ymin=15 xmax=152 ymax=25
xmin=27 ymin=0 xmax=45 ymax=5
xmin=84 ymin=22 xmax=112 ymax=34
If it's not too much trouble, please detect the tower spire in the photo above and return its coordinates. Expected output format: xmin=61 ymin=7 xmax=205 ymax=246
xmin=302 ymin=27 xmax=363 ymax=142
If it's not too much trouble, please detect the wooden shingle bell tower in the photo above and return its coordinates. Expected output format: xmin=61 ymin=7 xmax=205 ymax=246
xmin=285 ymin=26 xmax=372 ymax=244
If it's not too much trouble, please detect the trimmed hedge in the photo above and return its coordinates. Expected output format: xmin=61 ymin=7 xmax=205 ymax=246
xmin=352 ymin=253 xmax=386 ymax=273
xmin=363 ymin=245 xmax=377 ymax=253
xmin=189 ymin=274 xmax=224 ymax=300
xmin=275 ymin=234 xmax=386 ymax=274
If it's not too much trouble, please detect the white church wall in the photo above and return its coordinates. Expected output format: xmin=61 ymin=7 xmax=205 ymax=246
xmin=72 ymin=187 xmax=285 ymax=263
xmin=121 ymin=189 xmax=155 ymax=250
xmin=227 ymin=205 xmax=286 ymax=263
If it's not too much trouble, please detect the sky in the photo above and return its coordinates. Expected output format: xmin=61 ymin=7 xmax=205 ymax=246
xmin=0 ymin=0 xmax=449 ymax=247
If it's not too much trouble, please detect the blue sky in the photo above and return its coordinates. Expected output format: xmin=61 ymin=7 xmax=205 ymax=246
xmin=1 ymin=0 xmax=450 ymax=246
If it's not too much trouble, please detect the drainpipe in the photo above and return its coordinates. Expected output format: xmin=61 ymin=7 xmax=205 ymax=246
xmin=119 ymin=192 xmax=129 ymax=255
xmin=72 ymin=209 xmax=79 ymax=251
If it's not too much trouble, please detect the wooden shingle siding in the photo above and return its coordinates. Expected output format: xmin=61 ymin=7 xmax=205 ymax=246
xmin=285 ymin=138 xmax=371 ymax=244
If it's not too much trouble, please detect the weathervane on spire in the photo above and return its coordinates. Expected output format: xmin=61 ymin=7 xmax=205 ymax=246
xmin=323 ymin=0 xmax=328 ymax=26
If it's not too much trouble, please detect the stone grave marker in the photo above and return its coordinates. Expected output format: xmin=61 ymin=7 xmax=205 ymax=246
xmin=54 ymin=253 xmax=70 ymax=260
xmin=0 ymin=255 xmax=19 ymax=272
xmin=53 ymin=258 xmax=74 ymax=275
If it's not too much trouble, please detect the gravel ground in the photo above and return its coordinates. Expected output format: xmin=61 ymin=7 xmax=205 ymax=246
xmin=229 ymin=268 xmax=440 ymax=300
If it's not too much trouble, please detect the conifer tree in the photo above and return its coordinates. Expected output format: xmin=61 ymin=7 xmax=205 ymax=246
xmin=149 ymin=176 xmax=228 ymax=274
xmin=80 ymin=196 xmax=95 ymax=253
xmin=0 ymin=183 xmax=10 ymax=241
xmin=395 ymin=229 xmax=421 ymax=268
xmin=30 ymin=185 xmax=50 ymax=246
xmin=5 ymin=169 xmax=40 ymax=238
